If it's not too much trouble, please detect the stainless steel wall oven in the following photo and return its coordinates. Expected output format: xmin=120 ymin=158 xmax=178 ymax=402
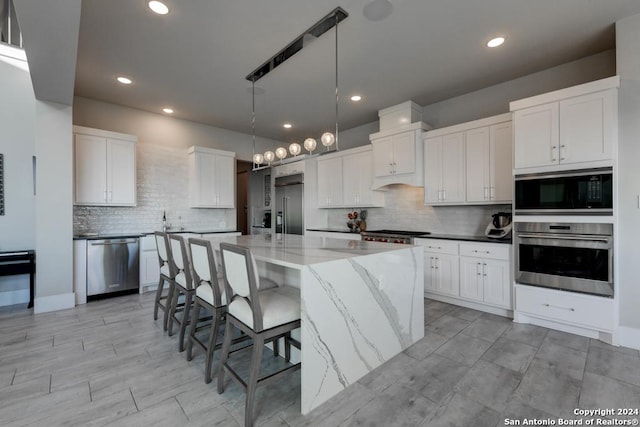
xmin=514 ymin=222 xmax=613 ymax=297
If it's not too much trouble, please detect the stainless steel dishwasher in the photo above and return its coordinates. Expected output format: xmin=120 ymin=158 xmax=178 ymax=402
xmin=87 ymin=238 xmax=139 ymax=296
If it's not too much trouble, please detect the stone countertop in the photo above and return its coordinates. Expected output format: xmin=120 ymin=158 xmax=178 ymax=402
xmin=73 ymin=230 xmax=241 ymax=240
xmin=203 ymin=233 xmax=412 ymax=270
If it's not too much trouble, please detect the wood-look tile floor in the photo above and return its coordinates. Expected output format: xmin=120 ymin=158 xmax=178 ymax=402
xmin=1 ymin=294 xmax=639 ymax=426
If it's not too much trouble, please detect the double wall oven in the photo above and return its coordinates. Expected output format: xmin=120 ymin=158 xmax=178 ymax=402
xmin=515 ymin=222 xmax=613 ymax=298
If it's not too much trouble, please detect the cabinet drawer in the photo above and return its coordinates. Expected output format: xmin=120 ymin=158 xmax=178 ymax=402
xmin=459 ymin=242 xmax=509 ymax=260
xmin=515 ymin=285 xmax=613 ymax=331
xmin=140 ymin=235 xmax=157 ymax=251
xmin=413 ymin=238 xmax=458 ymax=255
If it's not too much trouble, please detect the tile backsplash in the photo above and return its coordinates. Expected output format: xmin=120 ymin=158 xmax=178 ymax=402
xmin=73 ymin=142 xmax=233 ymax=235
xmin=327 ymin=184 xmax=511 ymax=235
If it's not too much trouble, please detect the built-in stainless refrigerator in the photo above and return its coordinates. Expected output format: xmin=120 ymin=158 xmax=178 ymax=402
xmin=275 ymin=173 xmax=304 ymax=235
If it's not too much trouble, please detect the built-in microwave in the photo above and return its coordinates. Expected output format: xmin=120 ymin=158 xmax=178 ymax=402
xmin=515 ymin=167 xmax=613 ymax=215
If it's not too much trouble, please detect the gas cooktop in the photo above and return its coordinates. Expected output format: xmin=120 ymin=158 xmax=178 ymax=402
xmin=360 ymin=230 xmax=431 ymax=244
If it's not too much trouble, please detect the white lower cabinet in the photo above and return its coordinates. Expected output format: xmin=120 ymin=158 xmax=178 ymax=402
xmin=415 ymin=238 xmax=512 ymax=313
xmin=139 ymin=235 xmax=159 ymax=293
xmin=515 ymin=284 xmax=614 ymax=333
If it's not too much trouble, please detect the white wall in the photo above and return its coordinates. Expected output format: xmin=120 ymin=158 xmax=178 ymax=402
xmin=615 ymin=14 xmax=640 ymax=347
xmin=34 ymin=100 xmax=74 ymax=312
xmin=73 ymin=97 xmax=282 ymax=161
xmin=0 ymin=52 xmax=36 ymax=305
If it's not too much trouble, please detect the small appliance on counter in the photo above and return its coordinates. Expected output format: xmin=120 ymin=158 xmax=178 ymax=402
xmin=485 ymin=212 xmax=512 ymax=240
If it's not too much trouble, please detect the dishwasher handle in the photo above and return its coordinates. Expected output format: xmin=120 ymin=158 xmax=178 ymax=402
xmin=90 ymin=239 xmax=139 ymax=246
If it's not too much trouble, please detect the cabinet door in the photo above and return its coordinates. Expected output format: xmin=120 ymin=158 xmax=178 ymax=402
xmin=434 ymin=254 xmax=459 ymax=296
xmin=75 ymin=134 xmax=107 ymax=204
xmin=424 ymin=137 xmax=442 ymax=203
xmin=514 ymin=103 xmax=559 ymax=169
xmin=441 ymin=133 xmax=465 ymax=203
xmin=489 ymin=122 xmax=513 ymax=202
xmin=193 ymin=152 xmax=217 ymax=207
xmin=459 ymin=257 xmax=484 ymax=302
xmin=483 ymin=259 xmax=511 ymax=308
xmin=317 ymin=157 xmax=343 ymax=207
xmin=140 ymin=251 xmax=160 ymax=287
xmin=392 ymin=131 xmax=416 ymax=175
xmin=465 ymin=127 xmax=490 ymax=203
xmin=343 ymin=151 xmax=377 ymax=206
xmin=372 ymin=137 xmax=395 ymax=177
xmin=107 ymin=138 xmax=136 ymax=205
xmin=559 ymin=90 xmax=614 ymax=164
xmin=215 ymin=155 xmax=235 ymax=208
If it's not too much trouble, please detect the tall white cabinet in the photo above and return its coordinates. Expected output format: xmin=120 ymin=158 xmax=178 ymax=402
xmin=511 ymin=76 xmax=618 ymax=171
xmin=187 ymin=146 xmax=235 ymax=208
xmin=73 ymin=126 xmax=137 ymax=206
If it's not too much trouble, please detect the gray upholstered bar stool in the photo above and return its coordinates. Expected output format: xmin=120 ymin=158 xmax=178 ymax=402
xmin=153 ymin=232 xmax=175 ymax=331
xmin=167 ymin=234 xmax=196 ymax=352
xmin=185 ymin=238 xmax=228 ymax=383
xmin=217 ymin=242 xmax=301 ymax=427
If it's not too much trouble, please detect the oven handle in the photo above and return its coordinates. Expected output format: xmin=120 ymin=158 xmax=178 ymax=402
xmin=517 ymin=233 xmax=611 ymax=243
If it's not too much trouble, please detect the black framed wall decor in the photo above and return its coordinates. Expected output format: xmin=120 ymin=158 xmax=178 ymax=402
xmin=0 ymin=153 xmax=4 ymax=215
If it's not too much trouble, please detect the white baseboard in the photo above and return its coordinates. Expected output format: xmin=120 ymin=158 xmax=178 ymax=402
xmin=617 ymin=326 xmax=640 ymax=350
xmin=0 ymin=289 xmax=30 ymax=307
xmin=34 ymin=292 xmax=75 ymax=314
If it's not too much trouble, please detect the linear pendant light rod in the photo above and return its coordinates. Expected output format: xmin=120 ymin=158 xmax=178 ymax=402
xmin=245 ymin=7 xmax=348 ymax=82
xmin=334 ymin=12 xmax=339 ymax=151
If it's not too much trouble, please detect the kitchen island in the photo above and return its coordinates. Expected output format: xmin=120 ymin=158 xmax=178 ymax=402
xmin=204 ymin=234 xmax=424 ymax=414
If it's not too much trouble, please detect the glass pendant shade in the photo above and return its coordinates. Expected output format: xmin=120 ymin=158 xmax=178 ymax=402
xmin=253 ymin=153 xmax=264 ymax=164
xmin=264 ymin=150 xmax=275 ymax=163
xmin=289 ymin=142 xmax=302 ymax=156
xmin=321 ymin=132 xmax=335 ymax=147
xmin=304 ymin=138 xmax=317 ymax=153
xmin=275 ymin=147 xmax=288 ymax=160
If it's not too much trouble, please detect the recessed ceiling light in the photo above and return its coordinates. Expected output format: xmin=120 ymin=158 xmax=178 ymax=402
xmin=350 ymin=95 xmax=362 ymax=102
xmin=148 ymin=1 xmax=169 ymax=15
xmin=162 ymin=107 xmax=174 ymax=114
xmin=487 ymin=37 xmax=505 ymax=48
xmin=283 ymin=123 xmax=292 ymax=129
xmin=116 ymin=76 xmax=132 ymax=85
xmin=363 ymin=0 xmax=393 ymax=21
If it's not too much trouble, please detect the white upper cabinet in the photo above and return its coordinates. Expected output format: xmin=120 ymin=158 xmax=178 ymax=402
xmin=369 ymin=122 xmax=430 ymax=189
xmin=317 ymin=146 xmax=384 ymax=208
xmin=74 ymin=126 xmax=137 ymax=206
xmin=273 ymin=161 xmax=305 ymax=178
xmin=466 ymin=122 xmax=513 ymax=203
xmin=424 ymin=113 xmax=512 ymax=206
xmin=188 ymin=146 xmax=235 ymax=208
xmin=424 ymin=132 xmax=465 ymax=204
xmin=317 ymin=156 xmax=343 ymax=208
xmin=511 ymin=76 xmax=619 ymax=172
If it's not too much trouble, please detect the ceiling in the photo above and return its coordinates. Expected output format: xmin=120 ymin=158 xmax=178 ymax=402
xmin=70 ymin=1 xmax=640 ymax=142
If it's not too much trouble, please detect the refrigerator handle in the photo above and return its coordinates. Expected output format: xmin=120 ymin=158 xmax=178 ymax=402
xmin=283 ymin=196 xmax=287 ymax=235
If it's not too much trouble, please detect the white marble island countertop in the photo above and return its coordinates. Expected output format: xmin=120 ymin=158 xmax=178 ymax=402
xmin=218 ymin=234 xmax=414 ymax=269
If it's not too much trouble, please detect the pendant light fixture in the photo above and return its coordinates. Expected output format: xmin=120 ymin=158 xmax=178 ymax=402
xmin=247 ymin=7 xmax=348 ymax=167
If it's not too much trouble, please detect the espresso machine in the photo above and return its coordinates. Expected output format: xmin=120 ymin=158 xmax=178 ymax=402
xmin=485 ymin=212 xmax=512 ymax=239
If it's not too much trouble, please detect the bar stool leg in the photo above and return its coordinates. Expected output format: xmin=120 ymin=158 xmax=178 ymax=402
xmin=205 ymin=309 xmax=223 ymax=384
xmin=168 ymin=286 xmax=180 ymax=336
xmin=153 ymin=277 xmax=164 ymax=320
xmin=217 ymin=320 xmax=234 ymax=394
xmin=245 ymin=335 xmax=264 ymax=427
xmin=186 ymin=298 xmax=201 ymax=361
xmin=178 ymin=292 xmax=193 ymax=352
xmin=163 ymin=282 xmax=173 ymax=332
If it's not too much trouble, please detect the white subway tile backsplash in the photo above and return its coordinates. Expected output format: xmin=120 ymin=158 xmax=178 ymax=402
xmin=328 ymin=184 xmax=510 ymax=235
xmin=73 ymin=142 xmax=233 ymax=235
